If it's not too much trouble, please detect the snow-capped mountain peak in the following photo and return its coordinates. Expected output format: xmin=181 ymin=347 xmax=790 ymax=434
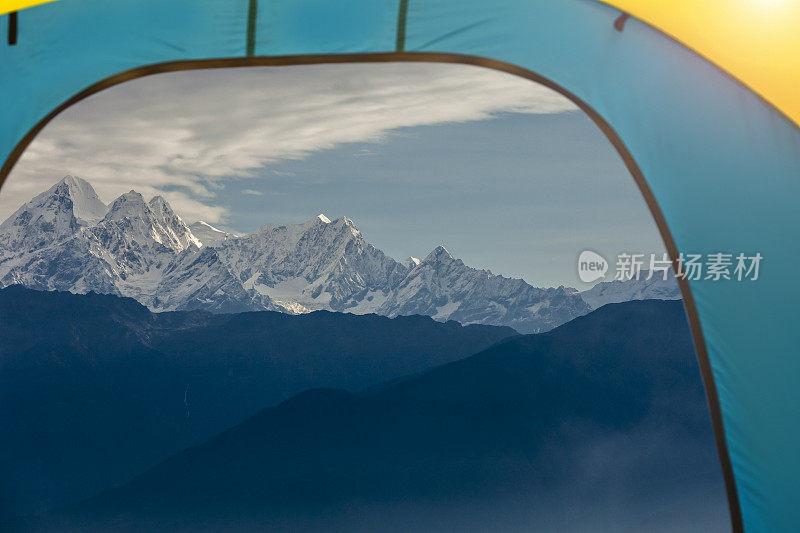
xmin=403 ymin=256 xmax=421 ymax=268
xmin=104 ymin=190 xmax=147 ymax=220
xmin=147 ymin=195 xmax=171 ymax=216
xmin=61 ymin=175 xmax=108 ymax=225
xmin=316 ymin=213 xmax=331 ymax=224
xmin=423 ymin=245 xmax=455 ymax=264
xmin=98 ymin=190 xmax=199 ymax=253
xmin=148 ymin=196 xmax=202 ymax=250
xmin=189 ymin=221 xmax=230 ymax=247
xmin=0 ymin=175 xmax=106 ymax=251
xmin=0 ymin=177 xmax=205 ymax=302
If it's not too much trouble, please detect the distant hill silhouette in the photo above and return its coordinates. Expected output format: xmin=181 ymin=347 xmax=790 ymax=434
xmin=24 ymin=300 xmax=728 ymax=532
xmin=0 ymin=286 xmax=515 ymax=518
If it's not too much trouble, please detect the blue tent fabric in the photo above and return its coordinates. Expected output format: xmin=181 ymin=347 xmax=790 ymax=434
xmin=2 ymin=1 xmax=800 ymax=531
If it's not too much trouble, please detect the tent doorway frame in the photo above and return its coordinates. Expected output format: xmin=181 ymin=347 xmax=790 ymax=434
xmin=0 ymin=51 xmax=743 ymax=532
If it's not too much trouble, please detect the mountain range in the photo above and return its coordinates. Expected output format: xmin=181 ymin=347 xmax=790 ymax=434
xmin=0 ymin=177 xmax=680 ymax=333
xmin=14 ymin=299 xmax=726 ymax=532
xmin=0 ymin=285 xmax=515 ymax=518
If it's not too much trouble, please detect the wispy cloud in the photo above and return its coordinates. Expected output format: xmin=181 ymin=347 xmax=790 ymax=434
xmin=2 ymin=63 xmax=576 ymax=223
xmin=241 ymin=189 xmax=263 ymax=196
xmin=270 ymin=170 xmax=295 ymax=177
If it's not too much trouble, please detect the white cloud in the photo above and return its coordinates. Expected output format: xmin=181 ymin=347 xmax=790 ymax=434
xmin=1 ymin=62 xmax=576 ymax=223
xmin=241 ymin=189 xmax=263 ymax=196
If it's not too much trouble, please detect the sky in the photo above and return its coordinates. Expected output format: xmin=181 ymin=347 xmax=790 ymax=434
xmin=0 ymin=63 xmax=666 ymax=288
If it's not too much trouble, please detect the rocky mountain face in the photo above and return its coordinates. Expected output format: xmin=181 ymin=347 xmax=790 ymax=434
xmin=0 ymin=177 xmax=678 ymax=333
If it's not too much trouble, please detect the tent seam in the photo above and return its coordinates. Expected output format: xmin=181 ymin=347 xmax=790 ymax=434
xmin=396 ymin=0 xmax=408 ymax=52
xmin=246 ymin=0 xmax=257 ymax=57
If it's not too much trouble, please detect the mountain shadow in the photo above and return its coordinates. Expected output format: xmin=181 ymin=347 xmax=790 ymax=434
xmin=25 ymin=300 xmax=728 ymax=532
xmin=0 ymin=285 xmax=515 ymax=519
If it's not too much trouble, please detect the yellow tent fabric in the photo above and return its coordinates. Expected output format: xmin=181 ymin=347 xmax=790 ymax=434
xmin=598 ymin=0 xmax=800 ymax=128
xmin=0 ymin=0 xmax=56 ymax=16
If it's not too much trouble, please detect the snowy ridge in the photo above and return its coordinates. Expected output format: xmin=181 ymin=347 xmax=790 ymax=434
xmin=579 ymin=271 xmax=682 ymax=310
xmin=0 ymin=177 xmax=678 ymax=333
xmin=375 ymin=246 xmax=589 ymax=333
